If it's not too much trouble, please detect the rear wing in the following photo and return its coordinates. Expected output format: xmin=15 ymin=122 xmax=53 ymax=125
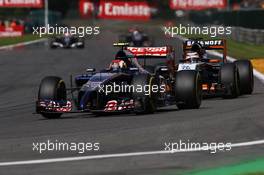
xmin=126 ymin=46 xmax=176 ymax=72
xmin=184 ymin=39 xmax=226 ymax=50
xmin=126 ymin=46 xmax=173 ymax=58
xmin=183 ymin=39 xmax=227 ymax=61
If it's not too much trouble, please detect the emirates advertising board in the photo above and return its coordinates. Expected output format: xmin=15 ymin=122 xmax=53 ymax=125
xmin=0 ymin=0 xmax=43 ymax=8
xmin=80 ymin=0 xmax=151 ymax=20
xmin=0 ymin=25 xmax=24 ymax=37
xmin=170 ymin=0 xmax=227 ymax=10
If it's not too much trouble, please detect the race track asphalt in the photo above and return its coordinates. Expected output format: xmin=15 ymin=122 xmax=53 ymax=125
xmin=0 ymin=22 xmax=263 ymax=175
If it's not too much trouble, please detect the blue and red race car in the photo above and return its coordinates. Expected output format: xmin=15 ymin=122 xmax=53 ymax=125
xmin=36 ymin=43 xmax=202 ymax=118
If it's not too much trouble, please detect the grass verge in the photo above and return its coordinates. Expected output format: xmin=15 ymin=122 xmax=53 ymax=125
xmin=180 ymin=158 xmax=264 ymax=175
xmin=0 ymin=35 xmax=42 ymax=47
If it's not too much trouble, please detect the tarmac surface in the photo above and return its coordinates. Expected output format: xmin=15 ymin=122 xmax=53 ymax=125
xmin=0 ymin=22 xmax=263 ymax=175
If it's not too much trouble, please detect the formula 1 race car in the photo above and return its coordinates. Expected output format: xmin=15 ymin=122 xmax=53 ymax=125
xmin=36 ymin=43 xmax=202 ymax=119
xmin=119 ymin=28 xmax=153 ymax=47
xmin=49 ymin=33 xmax=85 ymax=49
xmin=178 ymin=39 xmax=254 ymax=98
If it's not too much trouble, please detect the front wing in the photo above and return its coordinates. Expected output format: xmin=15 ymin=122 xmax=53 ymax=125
xmin=36 ymin=99 xmax=134 ymax=114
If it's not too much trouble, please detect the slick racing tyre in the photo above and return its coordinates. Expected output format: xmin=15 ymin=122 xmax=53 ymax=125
xmin=132 ymin=74 xmax=157 ymax=114
xmin=220 ymin=63 xmax=240 ymax=98
xmin=77 ymin=43 xmax=85 ymax=49
xmin=175 ymin=70 xmax=202 ymax=109
xmin=49 ymin=38 xmax=57 ymax=49
xmin=77 ymin=39 xmax=85 ymax=49
xmin=38 ymin=76 xmax=66 ymax=119
xmin=235 ymin=60 xmax=254 ymax=95
xmin=50 ymin=43 xmax=57 ymax=49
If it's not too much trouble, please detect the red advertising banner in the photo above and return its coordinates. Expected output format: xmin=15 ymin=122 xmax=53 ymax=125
xmin=0 ymin=0 xmax=43 ymax=8
xmin=79 ymin=0 xmax=151 ymax=20
xmin=99 ymin=1 xmax=150 ymax=20
xmin=0 ymin=25 xmax=24 ymax=37
xmin=170 ymin=0 xmax=227 ymax=10
xmin=79 ymin=0 xmax=94 ymax=18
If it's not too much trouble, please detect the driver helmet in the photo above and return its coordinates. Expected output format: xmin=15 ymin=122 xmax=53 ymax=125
xmin=133 ymin=30 xmax=139 ymax=35
xmin=132 ymin=30 xmax=142 ymax=41
xmin=109 ymin=59 xmax=127 ymax=70
xmin=64 ymin=32 xmax=72 ymax=37
xmin=115 ymin=50 xmax=132 ymax=67
xmin=191 ymin=43 xmax=205 ymax=57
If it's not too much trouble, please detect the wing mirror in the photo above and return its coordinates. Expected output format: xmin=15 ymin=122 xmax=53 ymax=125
xmin=86 ymin=68 xmax=96 ymax=72
xmin=129 ymin=67 xmax=139 ymax=71
xmin=159 ymin=67 xmax=168 ymax=72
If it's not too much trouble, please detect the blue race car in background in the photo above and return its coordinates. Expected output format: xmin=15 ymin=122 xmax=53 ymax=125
xmin=49 ymin=33 xmax=85 ymax=49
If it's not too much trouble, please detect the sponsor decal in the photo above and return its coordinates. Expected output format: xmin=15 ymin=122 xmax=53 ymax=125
xmin=39 ymin=100 xmax=72 ymax=112
xmin=186 ymin=40 xmax=223 ymax=46
xmin=104 ymin=99 xmax=134 ymax=112
xmin=104 ymin=100 xmax=118 ymax=112
xmin=79 ymin=0 xmax=94 ymax=18
xmin=0 ymin=25 xmax=24 ymax=37
xmin=0 ymin=0 xmax=43 ymax=8
xmin=80 ymin=0 xmax=151 ymax=20
xmin=127 ymin=47 xmax=168 ymax=56
xmin=170 ymin=0 xmax=226 ymax=10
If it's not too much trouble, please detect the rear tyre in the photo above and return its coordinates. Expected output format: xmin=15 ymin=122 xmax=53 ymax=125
xmin=49 ymin=38 xmax=57 ymax=49
xmin=38 ymin=76 xmax=66 ymax=119
xmin=175 ymin=71 xmax=202 ymax=109
xmin=77 ymin=39 xmax=85 ymax=49
xmin=132 ymin=74 xmax=157 ymax=114
xmin=77 ymin=43 xmax=84 ymax=49
xmin=235 ymin=60 xmax=254 ymax=94
xmin=50 ymin=43 xmax=57 ymax=49
xmin=220 ymin=63 xmax=239 ymax=98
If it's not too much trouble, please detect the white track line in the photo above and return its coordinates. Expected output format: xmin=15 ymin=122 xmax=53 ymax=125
xmin=0 ymin=139 xmax=264 ymax=166
xmin=0 ymin=38 xmax=47 ymax=50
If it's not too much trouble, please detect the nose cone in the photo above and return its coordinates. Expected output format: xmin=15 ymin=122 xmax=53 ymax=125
xmin=79 ymin=90 xmax=93 ymax=110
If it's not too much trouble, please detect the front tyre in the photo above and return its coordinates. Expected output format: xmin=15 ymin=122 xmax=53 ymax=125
xmin=132 ymin=74 xmax=157 ymax=114
xmin=38 ymin=76 xmax=66 ymax=119
xmin=77 ymin=39 xmax=85 ymax=49
xmin=175 ymin=71 xmax=202 ymax=109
